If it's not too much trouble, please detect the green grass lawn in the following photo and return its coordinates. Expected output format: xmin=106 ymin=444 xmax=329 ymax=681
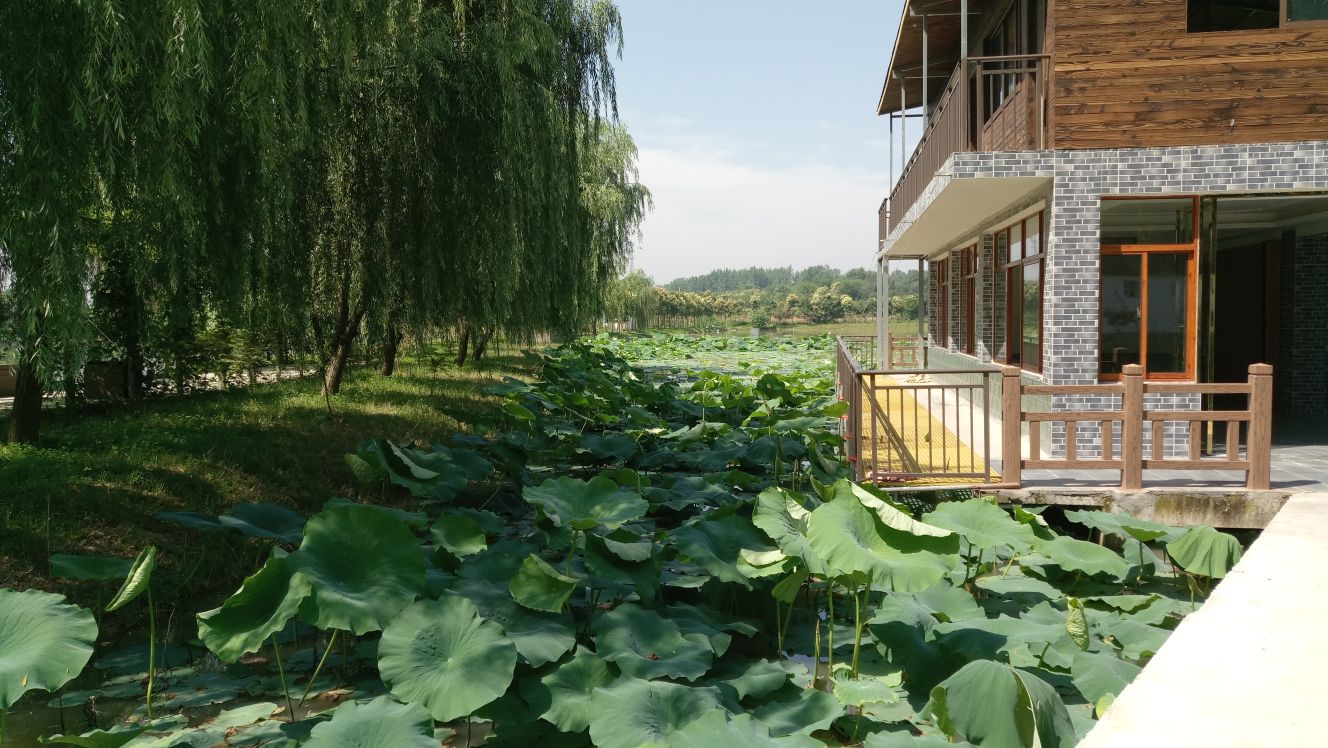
xmin=0 ymin=351 xmax=538 ymax=612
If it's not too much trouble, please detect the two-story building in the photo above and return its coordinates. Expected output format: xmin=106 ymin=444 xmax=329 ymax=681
xmin=875 ymin=0 xmax=1328 ymax=458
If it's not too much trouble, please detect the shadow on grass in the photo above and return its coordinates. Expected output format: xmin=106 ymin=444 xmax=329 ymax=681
xmin=0 ymin=354 xmax=537 ymax=610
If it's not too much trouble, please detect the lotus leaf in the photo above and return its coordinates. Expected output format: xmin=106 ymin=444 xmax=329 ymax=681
xmin=106 ymin=546 xmax=156 ymax=612
xmin=840 ymin=481 xmax=953 ymax=538
xmin=525 ymin=649 xmax=614 ymax=732
xmin=750 ymin=683 xmax=843 ymax=736
xmin=806 ymin=493 xmax=958 ymax=591
xmin=1063 ymin=509 xmax=1178 ymax=543
xmin=49 ymin=555 xmax=135 ymax=581
xmin=922 ymin=499 xmax=1037 ymax=551
xmin=302 ymin=696 xmax=438 ymax=748
xmin=291 ymin=505 xmax=425 ymax=634
xmin=198 ymin=555 xmax=312 ymax=662
xmin=588 ymin=678 xmax=725 ymax=748
xmin=1066 ymin=597 xmax=1090 ymax=650
xmin=1037 ymin=536 xmax=1130 ymax=579
xmin=1166 ymin=525 xmax=1243 ymax=578
xmin=431 ymin=515 xmax=488 ymax=557
xmin=703 ymin=658 xmax=791 ymax=701
xmin=1071 ymin=650 xmax=1141 ymax=705
xmin=834 ymin=677 xmax=899 ymax=707
xmin=378 ymin=596 xmax=517 ymax=722
xmin=0 ymin=589 xmax=97 ymax=709
xmin=219 ymin=503 xmax=307 ymax=542
xmin=673 ymin=513 xmax=777 ymax=587
xmin=924 ymin=660 xmax=1076 ymax=748
xmin=524 ymin=475 xmax=647 ymax=531
xmin=584 ymin=534 xmax=661 ymax=603
xmin=595 ymin=604 xmax=714 ymax=680
xmin=37 ymin=727 xmax=145 ymax=747
xmin=668 ymin=711 xmax=823 ymax=748
xmin=752 ymin=488 xmax=825 ymax=574
xmin=865 ymin=734 xmax=976 ymax=747
xmin=509 ymin=554 xmax=578 ymax=613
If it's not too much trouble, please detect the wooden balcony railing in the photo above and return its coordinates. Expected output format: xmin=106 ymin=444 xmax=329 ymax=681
xmin=837 ymin=338 xmax=1275 ymax=490
xmin=881 ymin=54 xmax=1050 ymax=245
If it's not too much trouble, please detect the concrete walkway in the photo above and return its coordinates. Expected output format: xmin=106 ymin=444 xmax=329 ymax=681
xmin=1080 ymin=492 xmax=1328 ymax=747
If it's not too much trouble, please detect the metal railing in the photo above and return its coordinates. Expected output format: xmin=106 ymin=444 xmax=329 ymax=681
xmin=881 ymin=54 xmax=1051 ymax=243
xmin=837 ymin=337 xmax=1276 ymax=490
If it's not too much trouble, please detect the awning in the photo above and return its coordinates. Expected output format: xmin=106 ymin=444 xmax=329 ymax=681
xmin=877 ymin=0 xmax=971 ymax=115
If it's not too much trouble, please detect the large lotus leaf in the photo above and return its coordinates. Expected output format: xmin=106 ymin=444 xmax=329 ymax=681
xmin=579 ymin=433 xmax=640 ymax=461
xmin=1166 ymin=525 xmax=1243 ymax=579
xmin=0 ymin=589 xmax=97 ymax=709
xmin=366 ymin=438 xmax=471 ymax=501
xmin=588 ymin=679 xmax=725 ymax=748
xmin=49 ymin=555 xmax=136 ymax=582
xmin=219 ymin=503 xmax=307 ymax=543
xmin=750 ymin=683 xmax=844 ymax=736
xmin=509 ymin=554 xmax=579 ymax=613
xmin=1093 ymin=616 xmax=1171 ymax=660
xmin=834 ymin=677 xmax=900 ymax=708
xmin=584 ymin=533 xmax=661 ymax=604
xmin=595 ymin=604 xmax=714 ymax=681
xmin=453 ymin=550 xmax=575 ymax=666
xmin=431 ymin=515 xmax=488 ymax=557
xmin=975 ymin=573 xmax=1065 ymax=606
xmin=673 ymin=513 xmax=777 ymax=587
xmin=807 ymin=495 xmax=958 ymax=591
xmin=291 ymin=505 xmax=425 ymax=634
xmin=38 ymin=727 xmax=146 ymax=747
xmin=922 ymin=499 xmax=1036 ymax=551
xmin=322 ymin=497 xmax=428 ymax=528
xmin=156 ymin=511 xmax=229 ymax=533
xmin=106 ymin=546 xmax=156 ymax=612
xmin=1062 ymin=509 xmax=1179 ymax=544
xmin=378 ymin=596 xmax=517 ymax=722
xmin=661 ymin=602 xmax=744 ymax=657
xmin=1037 ymin=537 xmax=1130 ymax=579
xmin=865 ymin=734 xmax=976 ymax=748
xmin=924 ymin=660 xmax=1076 ymax=748
xmin=839 ymin=481 xmax=953 ymax=538
xmin=668 ymin=711 xmax=822 ymax=748
xmin=1071 ymin=650 xmax=1141 ymax=704
xmin=523 ymin=649 xmax=615 ymax=732
xmin=524 ymin=476 xmax=648 ymax=531
xmin=197 ymin=555 xmax=312 ymax=662
xmin=753 ymin=488 xmax=826 ymax=574
xmin=702 ymin=658 xmax=792 ymax=701
xmin=303 ymin=696 xmax=437 ymax=748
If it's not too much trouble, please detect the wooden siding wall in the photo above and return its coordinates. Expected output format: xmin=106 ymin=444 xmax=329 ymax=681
xmin=982 ymin=78 xmax=1036 ymax=151
xmin=1050 ymin=0 xmax=1328 ymax=149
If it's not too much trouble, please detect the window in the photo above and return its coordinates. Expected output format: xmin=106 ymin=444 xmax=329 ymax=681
xmin=998 ymin=212 xmax=1044 ymax=372
xmin=960 ymin=245 xmax=979 ymax=355
xmin=935 ymin=258 xmax=950 ymax=346
xmin=980 ymin=1 xmax=1044 ymax=118
xmin=1188 ymin=0 xmax=1326 ymax=31
xmin=1099 ymin=197 xmax=1199 ymax=380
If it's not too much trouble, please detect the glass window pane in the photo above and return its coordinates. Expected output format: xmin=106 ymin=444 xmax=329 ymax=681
xmin=1006 ymin=267 xmax=1021 ymax=365
xmin=1188 ymin=0 xmax=1278 ymax=31
xmin=1010 ymin=222 xmax=1024 ymax=261
xmin=1146 ymin=253 xmax=1190 ymax=374
xmin=1101 ymin=198 xmax=1195 ymax=245
xmin=1021 ymin=262 xmax=1041 ymax=369
xmin=1288 ymin=0 xmax=1328 ymax=21
xmin=1100 ymin=254 xmax=1143 ymax=375
xmin=1025 ymin=214 xmax=1042 ymax=256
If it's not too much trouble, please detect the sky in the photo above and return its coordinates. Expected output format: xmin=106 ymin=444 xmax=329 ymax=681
xmin=613 ymin=0 xmax=904 ymax=284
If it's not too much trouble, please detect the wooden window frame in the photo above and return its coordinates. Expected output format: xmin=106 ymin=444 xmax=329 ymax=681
xmin=960 ymin=245 xmax=979 ymax=355
xmin=935 ymin=258 xmax=951 ymax=347
xmin=998 ymin=211 xmax=1045 ymax=374
xmin=1282 ymin=0 xmax=1328 ymax=26
xmin=1098 ymin=196 xmax=1200 ymax=382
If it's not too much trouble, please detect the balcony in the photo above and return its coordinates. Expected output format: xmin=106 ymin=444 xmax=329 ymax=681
xmin=879 ymin=54 xmax=1049 ymax=247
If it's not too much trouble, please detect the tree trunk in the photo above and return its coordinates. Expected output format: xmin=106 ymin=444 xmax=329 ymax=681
xmin=8 ymin=356 xmax=43 ymax=444
xmin=322 ymin=305 xmax=366 ymax=396
xmin=380 ymin=327 xmax=403 ymax=376
xmin=454 ymin=327 xmax=470 ymax=367
xmin=472 ymin=329 xmax=492 ymax=362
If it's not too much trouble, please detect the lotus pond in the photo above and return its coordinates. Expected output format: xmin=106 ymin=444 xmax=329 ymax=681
xmin=0 ymin=334 xmax=1245 ymax=747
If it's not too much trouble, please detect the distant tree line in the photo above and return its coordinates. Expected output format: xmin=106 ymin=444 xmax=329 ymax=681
xmin=601 ymin=266 xmax=921 ymax=329
xmin=0 ymin=0 xmax=648 ymax=444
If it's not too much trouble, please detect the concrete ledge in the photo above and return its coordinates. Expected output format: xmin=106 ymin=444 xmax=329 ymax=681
xmin=983 ymin=487 xmax=1292 ymax=528
xmin=1079 ymin=492 xmax=1328 ymax=746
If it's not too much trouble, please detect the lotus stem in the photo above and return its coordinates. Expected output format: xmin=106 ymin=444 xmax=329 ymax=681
xmin=146 ymin=586 xmax=157 ymax=719
xmin=811 ymin=618 xmax=822 ymax=690
xmin=566 ymin=530 xmax=579 ymax=578
xmin=851 ymin=584 xmax=863 ymax=679
xmin=778 ymin=590 xmax=797 ymax=658
xmin=1 ymin=706 xmax=7 ymax=745
xmin=825 ymin=583 xmax=835 ymax=687
xmin=300 ymin=630 xmax=339 ymax=706
xmin=272 ymin=637 xmax=295 ymax=722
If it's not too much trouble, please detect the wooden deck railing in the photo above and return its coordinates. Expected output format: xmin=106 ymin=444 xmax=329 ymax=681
xmin=1001 ymin=363 xmax=1274 ymax=490
xmin=887 ymin=334 xmax=928 ymax=369
xmin=837 ymin=338 xmax=1275 ymax=490
xmin=882 ymin=54 xmax=1050 ymax=242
